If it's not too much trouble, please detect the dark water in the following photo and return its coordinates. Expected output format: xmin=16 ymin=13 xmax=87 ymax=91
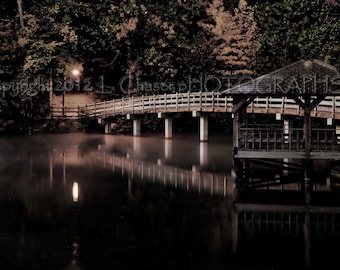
xmin=0 ymin=133 xmax=339 ymax=270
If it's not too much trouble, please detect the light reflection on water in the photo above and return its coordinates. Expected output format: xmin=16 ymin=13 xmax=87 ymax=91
xmin=0 ymin=133 xmax=339 ymax=269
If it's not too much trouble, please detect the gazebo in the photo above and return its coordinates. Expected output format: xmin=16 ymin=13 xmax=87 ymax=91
xmin=223 ymin=59 xmax=340 ymax=160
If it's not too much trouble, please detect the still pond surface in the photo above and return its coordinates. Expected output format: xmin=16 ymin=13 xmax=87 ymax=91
xmin=0 ymin=133 xmax=340 ymax=270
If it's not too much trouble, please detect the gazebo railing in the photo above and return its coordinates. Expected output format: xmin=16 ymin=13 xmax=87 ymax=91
xmin=239 ymin=127 xmax=340 ymax=151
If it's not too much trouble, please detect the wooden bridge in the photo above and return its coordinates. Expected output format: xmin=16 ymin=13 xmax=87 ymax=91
xmin=50 ymin=60 xmax=340 ymax=160
xmin=50 ymin=92 xmax=340 ymax=120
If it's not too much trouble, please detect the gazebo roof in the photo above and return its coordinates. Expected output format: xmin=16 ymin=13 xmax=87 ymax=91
xmin=222 ymin=59 xmax=340 ymax=96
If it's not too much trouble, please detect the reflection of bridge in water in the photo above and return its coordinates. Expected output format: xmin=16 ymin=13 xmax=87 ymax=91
xmin=88 ymin=150 xmax=228 ymax=197
xmin=49 ymin=143 xmax=229 ymax=197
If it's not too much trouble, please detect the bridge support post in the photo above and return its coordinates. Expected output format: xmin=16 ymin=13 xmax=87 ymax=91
xmin=104 ymin=122 xmax=111 ymax=134
xmin=192 ymin=111 xmax=208 ymax=141
xmin=165 ymin=118 xmax=173 ymax=139
xmin=133 ymin=119 xmax=141 ymax=137
xmin=158 ymin=113 xmax=173 ymax=139
xmin=127 ymin=114 xmax=142 ymax=137
xmin=200 ymin=115 xmax=208 ymax=142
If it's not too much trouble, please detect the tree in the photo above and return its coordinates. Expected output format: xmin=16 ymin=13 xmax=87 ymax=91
xmin=21 ymin=0 xmax=81 ymax=78
xmin=201 ymin=0 xmax=260 ymax=75
xmin=300 ymin=1 xmax=340 ymax=69
xmin=110 ymin=0 xmax=212 ymax=82
xmin=254 ymin=0 xmax=340 ymax=74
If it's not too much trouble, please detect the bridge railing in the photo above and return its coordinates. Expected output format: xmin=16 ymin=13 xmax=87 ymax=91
xmin=80 ymin=92 xmax=233 ymax=118
xmin=50 ymin=93 xmax=340 ymax=119
xmin=50 ymin=106 xmax=81 ymax=118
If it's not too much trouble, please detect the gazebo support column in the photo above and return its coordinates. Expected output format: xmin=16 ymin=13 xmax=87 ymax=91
xmin=232 ymin=97 xmax=254 ymax=154
xmin=233 ymin=112 xmax=240 ymax=151
xmin=304 ymin=96 xmax=311 ymax=156
xmin=294 ymin=95 xmax=325 ymax=157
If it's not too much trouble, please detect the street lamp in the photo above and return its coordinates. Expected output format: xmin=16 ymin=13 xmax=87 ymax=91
xmin=62 ymin=66 xmax=82 ymax=117
xmin=71 ymin=68 xmax=82 ymax=92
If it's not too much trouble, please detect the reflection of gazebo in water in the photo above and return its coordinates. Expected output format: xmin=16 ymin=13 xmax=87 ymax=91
xmin=232 ymin=189 xmax=340 ymax=268
xmin=223 ymin=59 xmax=340 ymax=185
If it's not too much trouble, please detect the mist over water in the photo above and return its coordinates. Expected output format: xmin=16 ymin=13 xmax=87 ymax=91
xmin=0 ymin=133 xmax=339 ymax=270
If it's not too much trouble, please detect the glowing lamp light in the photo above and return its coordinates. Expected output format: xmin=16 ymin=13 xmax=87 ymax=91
xmin=71 ymin=69 xmax=81 ymax=77
xmin=72 ymin=182 xmax=79 ymax=202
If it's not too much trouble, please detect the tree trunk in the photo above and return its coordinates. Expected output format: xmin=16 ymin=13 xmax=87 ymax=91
xmin=17 ymin=0 xmax=24 ymax=28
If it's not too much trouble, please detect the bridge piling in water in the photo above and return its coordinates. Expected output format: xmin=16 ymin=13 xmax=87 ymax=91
xmin=192 ymin=111 xmax=209 ymax=142
xmin=104 ymin=122 xmax=111 ymax=134
xmin=126 ymin=114 xmax=142 ymax=137
xmin=158 ymin=113 xmax=173 ymax=139
xmin=199 ymin=115 xmax=209 ymax=142
xmin=132 ymin=119 xmax=141 ymax=137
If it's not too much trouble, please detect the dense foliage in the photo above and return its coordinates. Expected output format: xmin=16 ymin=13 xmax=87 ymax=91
xmin=254 ymin=0 xmax=339 ymax=73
